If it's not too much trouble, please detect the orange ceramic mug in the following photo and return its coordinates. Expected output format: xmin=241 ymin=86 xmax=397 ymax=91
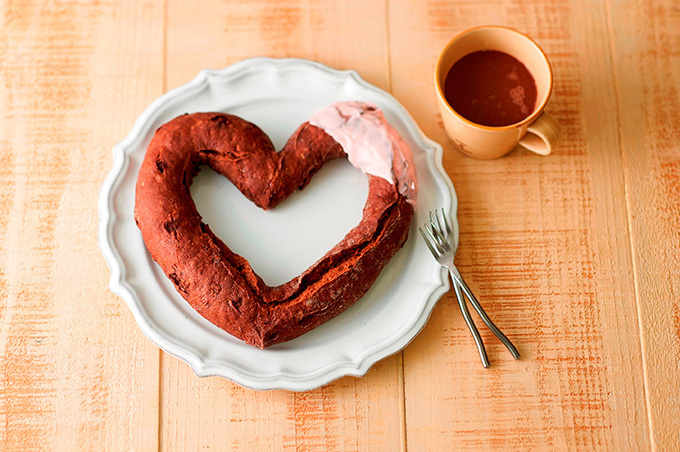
xmin=435 ymin=26 xmax=561 ymax=159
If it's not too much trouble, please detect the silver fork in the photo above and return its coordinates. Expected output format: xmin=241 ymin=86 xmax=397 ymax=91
xmin=419 ymin=209 xmax=520 ymax=367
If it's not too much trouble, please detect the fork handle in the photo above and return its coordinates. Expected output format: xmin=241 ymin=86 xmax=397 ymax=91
xmin=450 ymin=267 xmax=521 ymax=360
xmin=452 ymin=278 xmax=489 ymax=368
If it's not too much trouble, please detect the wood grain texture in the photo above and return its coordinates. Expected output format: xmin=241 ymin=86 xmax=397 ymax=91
xmin=388 ymin=0 xmax=650 ymax=450
xmin=0 ymin=0 xmax=678 ymax=450
xmin=160 ymin=1 xmax=403 ymax=451
xmin=607 ymin=0 xmax=680 ymax=449
xmin=0 ymin=0 xmax=163 ymax=450
xmin=160 ymin=355 xmax=403 ymax=451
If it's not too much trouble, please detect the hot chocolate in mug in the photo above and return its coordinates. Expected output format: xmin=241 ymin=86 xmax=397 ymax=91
xmin=435 ymin=26 xmax=561 ymax=159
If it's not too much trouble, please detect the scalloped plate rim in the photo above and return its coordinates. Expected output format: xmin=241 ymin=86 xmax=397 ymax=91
xmin=97 ymin=57 xmax=457 ymax=391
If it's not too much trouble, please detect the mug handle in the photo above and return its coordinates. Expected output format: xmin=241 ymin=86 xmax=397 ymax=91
xmin=518 ymin=112 xmax=561 ymax=156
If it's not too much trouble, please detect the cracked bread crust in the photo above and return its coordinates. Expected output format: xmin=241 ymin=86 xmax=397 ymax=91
xmin=135 ymin=112 xmax=414 ymax=348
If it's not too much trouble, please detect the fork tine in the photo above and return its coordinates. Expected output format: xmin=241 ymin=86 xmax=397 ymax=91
xmin=425 ymin=224 xmax=451 ymax=254
xmin=430 ymin=221 xmax=452 ymax=253
xmin=419 ymin=227 xmax=440 ymax=258
xmin=425 ymin=222 xmax=446 ymax=252
xmin=441 ymin=208 xmax=452 ymax=238
xmin=434 ymin=209 xmax=446 ymax=241
xmin=427 ymin=213 xmax=439 ymax=247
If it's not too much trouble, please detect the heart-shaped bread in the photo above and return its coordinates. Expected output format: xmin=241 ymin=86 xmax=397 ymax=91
xmin=135 ymin=102 xmax=416 ymax=348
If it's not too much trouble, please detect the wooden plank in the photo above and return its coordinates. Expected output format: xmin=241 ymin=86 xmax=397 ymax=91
xmin=607 ymin=0 xmax=680 ymax=449
xmin=0 ymin=1 xmax=164 ymax=450
xmin=161 ymin=356 xmax=403 ymax=451
xmin=161 ymin=1 xmax=403 ymax=451
xmin=388 ymin=0 xmax=650 ymax=450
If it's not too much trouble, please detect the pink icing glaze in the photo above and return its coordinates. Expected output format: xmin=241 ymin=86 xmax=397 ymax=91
xmin=308 ymin=101 xmax=418 ymax=203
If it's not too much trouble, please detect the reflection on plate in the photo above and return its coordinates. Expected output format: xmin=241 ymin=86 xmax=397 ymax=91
xmin=98 ymin=58 xmax=457 ymax=391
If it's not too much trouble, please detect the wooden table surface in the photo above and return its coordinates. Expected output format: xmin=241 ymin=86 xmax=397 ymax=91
xmin=1 ymin=0 xmax=679 ymax=450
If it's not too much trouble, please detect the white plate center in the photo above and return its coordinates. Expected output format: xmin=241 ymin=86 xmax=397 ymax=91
xmin=191 ymin=158 xmax=368 ymax=287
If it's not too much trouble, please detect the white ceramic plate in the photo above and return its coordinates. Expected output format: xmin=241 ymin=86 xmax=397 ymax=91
xmin=98 ymin=58 xmax=457 ymax=391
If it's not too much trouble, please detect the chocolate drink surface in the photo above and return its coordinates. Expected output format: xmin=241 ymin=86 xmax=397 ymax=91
xmin=444 ymin=50 xmax=537 ymax=127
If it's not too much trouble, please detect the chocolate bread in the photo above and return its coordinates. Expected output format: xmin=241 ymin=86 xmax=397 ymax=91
xmin=135 ymin=111 xmax=414 ymax=348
